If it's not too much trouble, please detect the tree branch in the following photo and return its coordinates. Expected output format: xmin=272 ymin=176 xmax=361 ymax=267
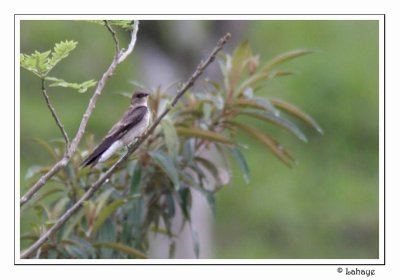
xmin=40 ymin=79 xmax=70 ymax=149
xmin=20 ymin=20 xmax=140 ymax=206
xmin=21 ymin=32 xmax=231 ymax=259
xmin=104 ymin=20 xmax=120 ymax=57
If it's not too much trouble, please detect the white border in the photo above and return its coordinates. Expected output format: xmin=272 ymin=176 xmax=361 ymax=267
xmin=15 ymin=14 xmax=384 ymax=265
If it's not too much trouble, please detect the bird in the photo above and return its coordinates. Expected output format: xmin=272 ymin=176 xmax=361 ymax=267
xmin=81 ymin=91 xmax=151 ymax=167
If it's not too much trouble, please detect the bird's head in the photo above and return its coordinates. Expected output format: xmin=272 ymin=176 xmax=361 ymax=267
xmin=131 ymin=91 xmax=150 ymax=106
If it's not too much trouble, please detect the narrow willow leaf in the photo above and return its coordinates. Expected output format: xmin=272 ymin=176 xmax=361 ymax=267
xmin=62 ymin=209 xmax=85 ymax=239
xmin=130 ymin=162 xmax=142 ymax=194
xmin=270 ymin=98 xmax=324 ymax=134
xmin=190 ymin=224 xmax=200 ymax=258
xmin=194 ymin=156 xmax=223 ymax=185
xmin=161 ymin=118 xmax=179 ymax=157
xmin=229 ymin=147 xmax=251 ymax=184
xmin=149 ymin=151 xmax=180 ymax=190
xmin=93 ymin=188 xmax=114 ymax=218
xmin=176 ymin=127 xmax=233 ymax=145
xmin=228 ymin=121 xmax=295 ymax=168
xmin=25 ymin=165 xmax=50 ymax=181
xmin=236 ymin=70 xmax=294 ymax=95
xmin=90 ymin=195 xmax=140 ymax=236
xmin=51 ymin=197 xmax=70 ymax=220
xmin=229 ymin=41 xmax=252 ymax=89
xmin=233 ymin=97 xmax=279 ymax=116
xmin=178 ymin=187 xmax=192 ymax=221
xmin=31 ymin=138 xmax=57 ymax=160
xmin=95 ymin=242 xmax=147 ymax=258
xmin=261 ymin=49 xmax=318 ymax=73
xmin=238 ymin=109 xmax=308 ymax=142
xmin=21 ymin=188 xmax=64 ymax=212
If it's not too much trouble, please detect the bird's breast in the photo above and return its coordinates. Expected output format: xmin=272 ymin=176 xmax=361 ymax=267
xmin=121 ymin=109 xmax=150 ymax=145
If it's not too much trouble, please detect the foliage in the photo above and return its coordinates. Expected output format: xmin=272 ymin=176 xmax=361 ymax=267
xmin=20 ymin=33 xmax=321 ymax=258
xmin=20 ymin=40 xmax=97 ymax=93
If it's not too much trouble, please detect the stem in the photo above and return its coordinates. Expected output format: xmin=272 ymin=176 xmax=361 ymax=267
xmin=21 ymin=32 xmax=231 ymax=259
xmin=40 ymin=79 xmax=70 ymax=149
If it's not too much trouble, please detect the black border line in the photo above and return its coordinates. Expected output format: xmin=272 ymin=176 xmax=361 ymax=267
xmin=15 ymin=14 xmax=386 ymax=266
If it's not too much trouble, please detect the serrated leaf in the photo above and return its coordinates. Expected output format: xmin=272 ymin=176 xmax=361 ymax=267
xmin=95 ymin=242 xmax=147 ymax=258
xmin=149 ymin=151 xmax=180 ymax=190
xmin=176 ymin=127 xmax=233 ymax=145
xmin=48 ymin=40 xmax=78 ymax=70
xmin=228 ymin=121 xmax=295 ymax=168
xmin=45 ymin=77 xmax=97 ymax=93
xmin=238 ymin=109 xmax=308 ymax=142
xmin=270 ymin=98 xmax=324 ymax=134
xmin=261 ymin=49 xmax=318 ymax=73
xmin=229 ymin=147 xmax=250 ymax=184
xmin=161 ymin=118 xmax=179 ymax=157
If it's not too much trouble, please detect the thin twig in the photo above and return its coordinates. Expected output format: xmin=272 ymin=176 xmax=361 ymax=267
xmin=104 ymin=20 xmax=120 ymax=57
xmin=40 ymin=79 xmax=70 ymax=149
xmin=21 ymin=32 xmax=231 ymax=259
xmin=20 ymin=20 xmax=140 ymax=206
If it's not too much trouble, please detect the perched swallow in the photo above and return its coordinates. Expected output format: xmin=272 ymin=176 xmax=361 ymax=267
xmin=81 ymin=91 xmax=150 ymax=167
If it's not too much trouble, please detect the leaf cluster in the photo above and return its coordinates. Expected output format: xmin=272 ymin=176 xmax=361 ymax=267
xmin=20 ymin=40 xmax=97 ymax=93
xmin=21 ymin=41 xmax=322 ymax=259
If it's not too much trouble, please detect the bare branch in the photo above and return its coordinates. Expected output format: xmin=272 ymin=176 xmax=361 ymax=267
xmin=21 ymin=32 xmax=231 ymax=259
xmin=104 ymin=20 xmax=120 ymax=56
xmin=20 ymin=21 xmax=140 ymax=206
xmin=40 ymin=79 xmax=70 ymax=149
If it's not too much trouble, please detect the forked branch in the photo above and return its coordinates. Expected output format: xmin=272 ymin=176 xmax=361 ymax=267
xmin=21 ymin=32 xmax=231 ymax=259
xmin=20 ymin=21 xmax=140 ymax=206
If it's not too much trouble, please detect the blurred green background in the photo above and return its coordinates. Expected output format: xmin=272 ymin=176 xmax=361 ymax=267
xmin=20 ymin=20 xmax=379 ymax=259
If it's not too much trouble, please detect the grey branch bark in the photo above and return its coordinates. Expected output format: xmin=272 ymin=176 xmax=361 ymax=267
xmin=20 ymin=21 xmax=140 ymax=206
xmin=20 ymin=32 xmax=231 ymax=259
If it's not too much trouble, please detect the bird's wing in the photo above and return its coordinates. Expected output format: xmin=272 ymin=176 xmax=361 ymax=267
xmin=81 ymin=106 xmax=148 ymax=167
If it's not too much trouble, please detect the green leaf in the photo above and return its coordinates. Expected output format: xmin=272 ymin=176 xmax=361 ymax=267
xmin=190 ymin=225 xmax=200 ymax=258
xmin=236 ymin=70 xmax=295 ymax=94
xmin=20 ymin=41 xmax=78 ymax=78
xmin=228 ymin=121 xmax=295 ymax=168
xmin=229 ymin=41 xmax=252 ymax=89
xmin=194 ymin=156 xmax=223 ymax=185
xmin=149 ymin=150 xmax=180 ymax=190
xmin=30 ymin=138 xmax=57 ymax=160
xmin=90 ymin=195 xmax=140 ymax=236
xmin=45 ymin=77 xmax=97 ymax=93
xmin=178 ymin=187 xmax=192 ymax=221
xmin=93 ymin=188 xmax=115 ymax=218
xmin=161 ymin=117 xmax=179 ymax=157
xmin=176 ymin=127 xmax=233 ymax=145
xmin=261 ymin=49 xmax=318 ymax=73
xmin=229 ymin=147 xmax=250 ymax=184
xmin=48 ymin=40 xmax=78 ymax=70
xmin=270 ymin=98 xmax=324 ymax=134
xmin=95 ymin=242 xmax=147 ymax=258
xmin=238 ymin=109 xmax=308 ymax=142
xmin=130 ymin=162 xmax=142 ymax=194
